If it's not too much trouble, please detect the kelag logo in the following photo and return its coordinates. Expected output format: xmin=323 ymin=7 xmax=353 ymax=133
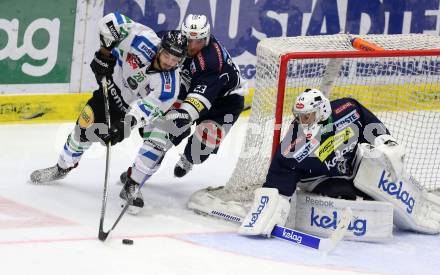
xmin=0 ymin=0 xmax=76 ymax=83
xmin=105 ymin=0 xmax=440 ymax=81
xmin=310 ymin=207 xmax=367 ymax=236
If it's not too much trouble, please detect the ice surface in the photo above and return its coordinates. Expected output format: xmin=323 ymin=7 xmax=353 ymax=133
xmin=0 ymin=118 xmax=439 ymax=275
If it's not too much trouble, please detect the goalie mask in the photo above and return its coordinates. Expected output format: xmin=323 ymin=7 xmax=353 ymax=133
xmin=181 ymin=14 xmax=211 ymax=46
xmin=293 ymin=88 xmax=331 ymax=139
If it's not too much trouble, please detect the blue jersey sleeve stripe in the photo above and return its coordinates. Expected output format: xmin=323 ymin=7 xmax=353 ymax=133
xmin=114 ymin=12 xmax=124 ymax=25
xmin=111 ymin=49 xmax=123 ymax=67
xmin=131 ymin=35 xmax=158 ymax=62
xmin=158 ymin=71 xmax=176 ymax=101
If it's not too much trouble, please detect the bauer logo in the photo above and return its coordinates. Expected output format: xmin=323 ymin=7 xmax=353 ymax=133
xmin=0 ymin=0 xmax=76 ymax=83
xmin=310 ymin=207 xmax=367 ymax=236
xmin=243 ymin=196 xmax=269 ymax=228
xmin=377 ymin=170 xmax=415 ymax=214
xmin=211 ymin=211 xmax=242 ymax=223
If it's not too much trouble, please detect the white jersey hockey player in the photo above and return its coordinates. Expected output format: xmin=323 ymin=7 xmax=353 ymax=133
xmin=30 ymin=13 xmax=188 ymax=213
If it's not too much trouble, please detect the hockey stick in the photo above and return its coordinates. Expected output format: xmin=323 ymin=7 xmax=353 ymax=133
xmin=271 ymin=207 xmax=353 ymax=252
xmin=98 ymin=76 xmax=113 ymax=241
xmin=99 ymin=181 xmax=146 ymax=241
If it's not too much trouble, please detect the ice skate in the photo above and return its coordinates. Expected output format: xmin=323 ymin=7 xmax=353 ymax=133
xmin=174 ymin=154 xmax=193 ymax=178
xmin=119 ymin=177 xmax=144 ymax=215
xmin=30 ymin=164 xmax=75 ymax=184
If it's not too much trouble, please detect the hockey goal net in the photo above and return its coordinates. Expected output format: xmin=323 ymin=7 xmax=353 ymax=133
xmin=188 ymin=33 xmax=440 ymax=219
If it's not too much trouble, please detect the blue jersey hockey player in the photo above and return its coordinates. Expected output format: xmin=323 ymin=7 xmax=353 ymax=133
xmin=171 ymin=14 xmax=247 ymax=177
xmin=239 ymin=88 xmax=440 ymax=237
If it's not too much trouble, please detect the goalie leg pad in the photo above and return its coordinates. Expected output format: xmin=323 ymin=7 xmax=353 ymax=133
xmin=293 ymin=190 xmax=393 ymax=242
xmin=238 ymin=187 xmax=290 ymax=237
xmin=354 ymin=144 xmax=440 ymax=234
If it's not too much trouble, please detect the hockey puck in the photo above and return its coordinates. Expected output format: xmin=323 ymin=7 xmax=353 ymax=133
xmin=122 ymin=239 xmax=134 ymax=245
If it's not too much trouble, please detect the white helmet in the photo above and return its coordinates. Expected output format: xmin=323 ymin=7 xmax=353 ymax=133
xmin=181 ymin=14 xmax=211 ymax=45
xmin=293 ymin=88 xmax=331 ymax=138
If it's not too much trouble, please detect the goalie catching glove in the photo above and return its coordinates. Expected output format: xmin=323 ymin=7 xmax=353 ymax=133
xmin=238 ymin=187 xmax=291 ymax=237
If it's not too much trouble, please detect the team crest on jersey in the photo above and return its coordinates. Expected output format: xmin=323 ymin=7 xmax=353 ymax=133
xmin=78 ymin=105 xmax=94 ymax=129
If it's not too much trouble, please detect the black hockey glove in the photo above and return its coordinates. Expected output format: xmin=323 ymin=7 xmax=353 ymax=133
xmin=102 ymin=115 xmax=137 ymax=146
xmin=90 ymin=50 xmax=116 ymax=83
xmin=161 ymin=109 xmax=192 ymax=145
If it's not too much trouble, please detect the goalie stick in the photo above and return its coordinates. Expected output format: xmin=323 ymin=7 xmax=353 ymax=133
xmin=271 ymin=207 xmax=353 ymax=252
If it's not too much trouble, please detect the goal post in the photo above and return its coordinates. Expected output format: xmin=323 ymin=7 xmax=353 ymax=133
xmin=188 ymin=34 xmax=440 ymax=221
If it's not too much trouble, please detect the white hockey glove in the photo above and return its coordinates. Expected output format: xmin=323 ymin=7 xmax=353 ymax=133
xmin=372 ymin=134 xmax=405 ymax=182
xmin=238 ymin=187 xmax=290 ymax=237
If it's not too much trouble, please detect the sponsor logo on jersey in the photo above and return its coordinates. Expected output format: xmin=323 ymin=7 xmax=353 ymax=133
xmin=185 ymin=97 xmax=205 ymax=112
xmin=127 ymin=77 xmax=138 ymax=90
xmin=324 ymin=140 xmax=357 ymax=171
xmin=310 ymin=207 xmax=367 ymax=236
xmin=334 ymin=110 xmax=360 ymax=130
xmin=105 ymin=21 xmax=121 ymax=41
xmin=293 ymin=138 xmax=319 ymax=162
xmin=315 ymin=127 xmax=355 ymax=161
xmin=334 ymin=101 xmax=355 ymax=114
xmin=126 ymin=53 xmax=144 ymax=69
xmin=377 ymin=170 xmax=415 ymax=214
xmin=243 ymin=196 xmax=269 ymax=228
xmin=78 ymin=105 xmax=94 ymax=129
xmin=138 ymin=41 xmax=155 ymax=60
